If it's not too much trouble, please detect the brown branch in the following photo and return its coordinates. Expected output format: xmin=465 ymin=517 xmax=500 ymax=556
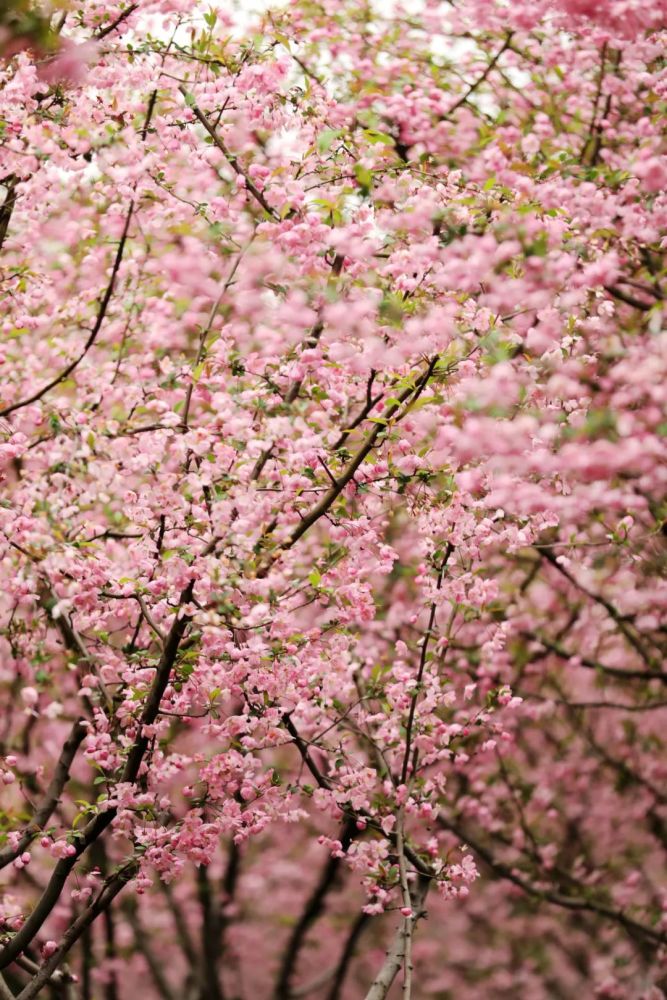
xmin=525 ymin=693 xmax=667 ymax=712
xmin=0 ymin=584 xmax=194 ymax=970
xmin=284 ymin=253 xmax=345 ymax=405
xmin=331 ymin=370 xmax=382 ymax=453
xmin=251 ymin=253 xmax=345 ymax=481
xmin=520 ymin=631 xmax=667 ymax=684
xmin=196 ymin=865 xmax=225 ymax=1000
xmin=181 ymin=88 xmax=280 ymax=220
xmin=616 ymin=277 xmax=663 ymax=301
xmin=580 ymin=42 xmax=608 ymax=166
xmin=102 ymin=903 xmax=118 ymax=1000
xmin=126 ymin=904 xmax=177 ymax=1000
xmin=364 ymin=877 xmax=429 ymax=1000
xmin=274 ymin=817 xmax=357 ymax=998
xmin=282 ymin=715 xmax=433 ymax=879
xmin=536 ymin=546 xmax=662 ymax=672
xmin=256 ymin=357 xmax=439 ymax=577
xmin=400 ymin=545 xmax=453 ymax=785
xmin=14 ymin=861 xmax=139 ymax=1000
xmin=441 ymin=35 xmax=513 ymax=118
xmin=438 ymin=816 xmax=666 ymax=948
xmin=0 ymin=203 xmax=134 ymax=418
xmin=0 ymin=718 xmax=86 ymax=870
xmin=325 ymin=910 xmax=370 ymax=1000
xmin=604 ymin=285 xmax=653 ymax=311
xmin=0 ymin=174 xmax=18 ymax=252
xmin=94 ymin=3 xmax=139 ymax=39
xmin=160 ymin=882 xmax=199 ymax=970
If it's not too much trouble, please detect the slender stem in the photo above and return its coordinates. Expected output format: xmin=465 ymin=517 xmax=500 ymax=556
xmin=439 ymin=815 xmax=666 ymax=946
xmin=15 ymin=863 xmax=138 ymax=1000
xmin=442 ymin=34 xmax=513 ymax=117
xmin=181 ymin=89 xmax=280 ymax=220
xmin=0 ymin=204 xmax=134 ymax=419
xmin=396 ymin=808 xmax=413 ymax=1000
xmin=400 ymin=545 xmax=453 ymax=786
xmin=257 ymin=357 xmax=439 ymax=577
xmin=273 ymin=817 xmax=356 ymax=998
xmin=324 ymin=910 xmax=370 ymax=1000
xmin=94 ymin=3 xmax=139 ymax=39
xmin=0 ymin=584 xmax=194 ymax=969
xmin=0 ymin=719 xmax=86 ymax=870
xmin=0 ymin=174 xmax=18 ymax=252
xmin=363 ymin=878 xmax=429 ymax=1000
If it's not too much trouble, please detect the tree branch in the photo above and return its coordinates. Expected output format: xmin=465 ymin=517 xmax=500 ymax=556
xmin=274 ymin=817 xmax=356 ymax=998
xmin=0 ymin=203 xmax=134 ymax=419
xmin=441 ymin=35 xmax=513 ymax=118
xmin=0 ymin=584 xmax=194 ymax=970
xmin=0 ymin=718 xmax=86 ymax=870
xmin=0 ymin=174 xmax=18 ymax=253
xmin=438 ymin=816 xmax=666 ymax=948
xmin=14 ymin=862 xmax=138 ymax=1000
xmin=181 ymin=89 xmax=280 ymax=220
xmin=364 ymin=878 xmax=429 ymax=1000
xmin=257 ymin=357 xmax=439 ymax=577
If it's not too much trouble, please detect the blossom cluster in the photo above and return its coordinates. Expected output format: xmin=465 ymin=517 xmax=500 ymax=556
xmin=0 ymin=0 xmax=665 ymax=996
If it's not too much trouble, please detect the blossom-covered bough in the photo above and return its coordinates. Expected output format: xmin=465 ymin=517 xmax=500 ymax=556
xmin=0 ymin=0 xmax=666 ymax=996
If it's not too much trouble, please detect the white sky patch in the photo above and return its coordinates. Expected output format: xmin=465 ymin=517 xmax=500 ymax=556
xmin=266 ymin=126 xmax=310 ymax=161
xmin=209 ymin=0 xmax=289 ymax=32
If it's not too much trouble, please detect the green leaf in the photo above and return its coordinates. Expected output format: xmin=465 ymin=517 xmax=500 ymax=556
xmin=354 ymin=163 xmax=373 ymax=193
xmin=317 ymin=128 xmax=343 ymax=153
xmin=362 ymin=128 xmax=395 ymax=146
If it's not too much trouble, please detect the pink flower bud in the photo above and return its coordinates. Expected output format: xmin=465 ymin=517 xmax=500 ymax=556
xmin=21 ymin=687 xmax=39 ymax=707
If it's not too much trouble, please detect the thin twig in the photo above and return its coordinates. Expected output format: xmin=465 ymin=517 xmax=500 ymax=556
xmin=0 ymin=718 xmax=86 ymax=870
xmin=94 ymin=3 xmax=139 ymax=39
xmin=441 ymin=34 xmax=513 ymax=118
xmin=364 ymin=878 xmax=429 ymax=1000
xmin=0 ymin=204 xmax=134 ymax=418
xmin=181 ymin=88 xmax=280 ymax=220
xmin=256 ymin=357 xmax=439 ymax=576
xmin=400 ymin=545 xmax=453 ymax=785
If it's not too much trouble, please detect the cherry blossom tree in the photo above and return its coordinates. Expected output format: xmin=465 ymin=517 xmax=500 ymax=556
xmin=0 ymin=0 xmax=666 ymax=997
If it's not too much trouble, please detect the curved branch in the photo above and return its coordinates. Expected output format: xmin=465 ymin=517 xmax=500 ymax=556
xmin=274 ymin=816 xmax=357 ymax=998
xmin=0 ymin=718 xmax=86 ymax=870
xmin=181 ymin=89 xmax=280 ymax=221
xmin=0 ymin=583 xmax=194 ymax=970
xmin=364 ymin=877 xmax=429 ymax=1000
xmin=438 ymin=816 xmax=666 ymax=948
xmin=0 ymin=174 xmax=18 ymax=252
xmin=0 ymin=203 xmax=134 ymax=419
xmin=15 ymin=861 xmax=138 ymax=1000
xmin=257 ymin=357 xmax=439 ymax=577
